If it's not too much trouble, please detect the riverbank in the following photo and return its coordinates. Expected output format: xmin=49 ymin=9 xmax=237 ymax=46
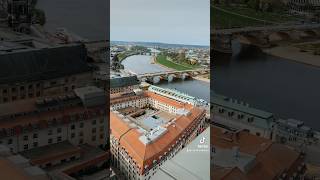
xmin=155 ymin=60 xmax=175 ymax=71
xmin=263 ymin=43 xmax=320 ymax=68
xmin=155 ymin=55 xmax=200 ymax=71
xmin=193 ymin=75 xmax=210 ymax=83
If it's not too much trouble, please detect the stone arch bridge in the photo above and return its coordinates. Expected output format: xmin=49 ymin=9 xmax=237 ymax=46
xmin=212 ymin=24 xmax=320 ymax=53
xmin=135 ymin=69 xmax=210 ymax=84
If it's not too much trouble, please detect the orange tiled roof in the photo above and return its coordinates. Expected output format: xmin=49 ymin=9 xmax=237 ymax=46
xmin=0 ymin=101 xmax=105 ymax=130
xmin=111 ymin=91 xmax=205 ymax=174
xmin=0 ymin=157 xmax=46 ymax=180
xmin=144 ymin=91 xmax=193 ymax=110
xmin=211 ymin=126 xmax=304 ymax=180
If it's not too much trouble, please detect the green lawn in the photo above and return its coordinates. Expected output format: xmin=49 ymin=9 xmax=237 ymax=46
xmin=156 ymin=55 xmax=193 ymax=71
xmin=211 ymin=5 xmax=300 ymax=29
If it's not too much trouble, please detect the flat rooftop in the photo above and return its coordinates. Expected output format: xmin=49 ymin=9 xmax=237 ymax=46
xmin=212 ymin=95 xmax=273 ymax=119
xmin=21 ymin=141 xmax=82 ymax=165
xmin=152 ymin=127 xmax=210 ymax=180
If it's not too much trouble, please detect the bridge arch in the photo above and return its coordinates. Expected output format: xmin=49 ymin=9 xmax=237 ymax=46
xmin=268 ymin=31 xmax=291 ymax=42
xmin=301 ymin=30 xmax=318 ymax=38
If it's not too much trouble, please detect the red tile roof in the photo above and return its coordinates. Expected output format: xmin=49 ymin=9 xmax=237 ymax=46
xmin=110 ymin=92 xmax=205 ymax=174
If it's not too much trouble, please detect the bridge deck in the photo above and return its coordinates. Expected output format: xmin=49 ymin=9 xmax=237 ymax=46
xmin=212 ymin=24 xmax=320 ymax=35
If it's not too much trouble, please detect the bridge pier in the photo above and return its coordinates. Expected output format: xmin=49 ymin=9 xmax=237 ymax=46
xmin=165 ymin=74 xmax=175 ymax=82
xmin=212 ymin=33 xmax=233 ymax=54
xmin=152 ymin=76 xmax=161 ymax=84
xmin=180 ymin=73 xmax=189 ymax=80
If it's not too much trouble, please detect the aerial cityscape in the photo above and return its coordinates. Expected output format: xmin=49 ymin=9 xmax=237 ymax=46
xmin=0 ymin=0 xmax=110 ymax=179
xmin=109 ymin=0 xmax=210 ymax=179
xmin=1 ymin=0 xmax=320 ymax=179
xmin=212 ymin=0 xmax=320 ymax=179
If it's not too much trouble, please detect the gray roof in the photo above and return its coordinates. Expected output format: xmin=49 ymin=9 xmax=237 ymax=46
xmin=110 ymin=76 xmax=139 ymax=88
xmin=0 ymin=44 xmax=92 ymax=84
xmin=152 ymin=128 xmax=210 ymax=180
xmin=211 ymin=96 xmax=273 ymax=120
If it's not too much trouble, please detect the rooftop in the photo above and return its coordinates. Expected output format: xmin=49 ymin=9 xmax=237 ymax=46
xmin=152 ymin=127 xmax=210 ymax=180
xmin=211 ymin=95 xmax=273 ymax=120
xmin=0 ymin=87 xmax=106 ymax=132
xmin=110 ymin=75 xmax=139 ymax=89
xmin=211 ymin=126 xmax=304 ymax=180
xmin=0 ymin=43 xmax=92 ymax=84
xmin=21 ymin=141 xmax=82 ymax=166
xmin=148 ymin=85 xmax=197 ymax=104
xmin=0 ymin=145 xmax=49 ymax=180
xmin=110 ymin=91 xmax=205 ymax=174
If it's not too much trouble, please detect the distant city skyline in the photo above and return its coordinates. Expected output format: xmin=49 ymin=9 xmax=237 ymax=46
xmin=111 ymin=0 xmax=210 ymax=46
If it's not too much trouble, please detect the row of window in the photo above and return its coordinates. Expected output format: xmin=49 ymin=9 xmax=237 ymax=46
xmin=1 ymin=91 xmax=41 ymax=102
xmin=1 ymin=83 xmax=41 ymax=94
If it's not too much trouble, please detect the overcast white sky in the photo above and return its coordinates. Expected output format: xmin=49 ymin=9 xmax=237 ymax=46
xmin=110 ymin=0 xmax=209 ymax=46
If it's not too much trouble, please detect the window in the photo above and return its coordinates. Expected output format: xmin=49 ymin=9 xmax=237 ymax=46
xmin=23 ymin=144 xmax=28 ymax=150
xmin=7 ymin=139 xmax=12 ymax=145
xmin=92 ymin=128 xmax=96 ymax=133
xmin=48 ymin=130 xmax=53 ymax=135
xmin=71 ymin=133 xmax=75 ymax=138
xmin=48 ymin=138 xmax=53 ymax=144
xmin=100 ymin=126 xmax=104 ymax=132
xmin=79 ymin=132 xmax=83 ymax=137
xmin=71 ymin=85 xmax=75 ymax=89
xmin=92 ymin=136 xmax=96 ymax=141
xmin=33 ymin=142 xmax=38 ymax=147
xmin=71 ymin=124 xmax=75 ymax=130
xmin=79 ymin=139 xmax=83 ymax=144
xmin=23 ymin=135 xmax=28 ymax=141
xmin=11 ymin=87 xmax=16 ymax=93
xmin=36 ymin=91 xmax=41 ymax=97
xmin=92 ymin=120 xmax=96 ymax=125
xmin=64 ymin=87 xmax=68 ymax=92
xmin=20 ymin=86 xmax=25 ymax=91
xmin=2 ymin=89 xmax=7 ymax=94
xmin=79 ymin=122 xmax=84 ymax=128
xmin=100 ymin=134 xmax=104 ymax=139
xmin=20 ymin=95 xmax=26 ymax=99
xmin=3 ymin=98 xmax=8 ymax=102
xmin=57 ymin=136 xmax=62 ymax=142
xmin=256 ymin=132 xmax=261 ymax=136
xmin=28 ymin=84 xmax=33 ymax=89
xmin=12 ymin=96 xmax=17 ymax=101
xmin=28 ymin=93 xmax=33 ymax=98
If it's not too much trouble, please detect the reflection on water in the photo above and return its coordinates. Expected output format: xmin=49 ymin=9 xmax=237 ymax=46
xmin=37 ymin=0 xmax=108 ymax=40
xmin=159 ymin=80 xmax=210 ymax=101
xmin=122 ymin=55 xmax=168 ymax=74
xmin=214 ymin=42 xmax=320 ymax=130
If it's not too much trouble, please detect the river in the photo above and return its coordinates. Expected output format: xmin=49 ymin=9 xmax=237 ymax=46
xmin=36 ymin=0 xmax=108 ymax=41
xmin=36 ymin=0 xmax=210 ymax=101
xmin=214 ymin=42 xmax=320 ymax=130
xmin=122 ymin=55 xmax=210 ymax=101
